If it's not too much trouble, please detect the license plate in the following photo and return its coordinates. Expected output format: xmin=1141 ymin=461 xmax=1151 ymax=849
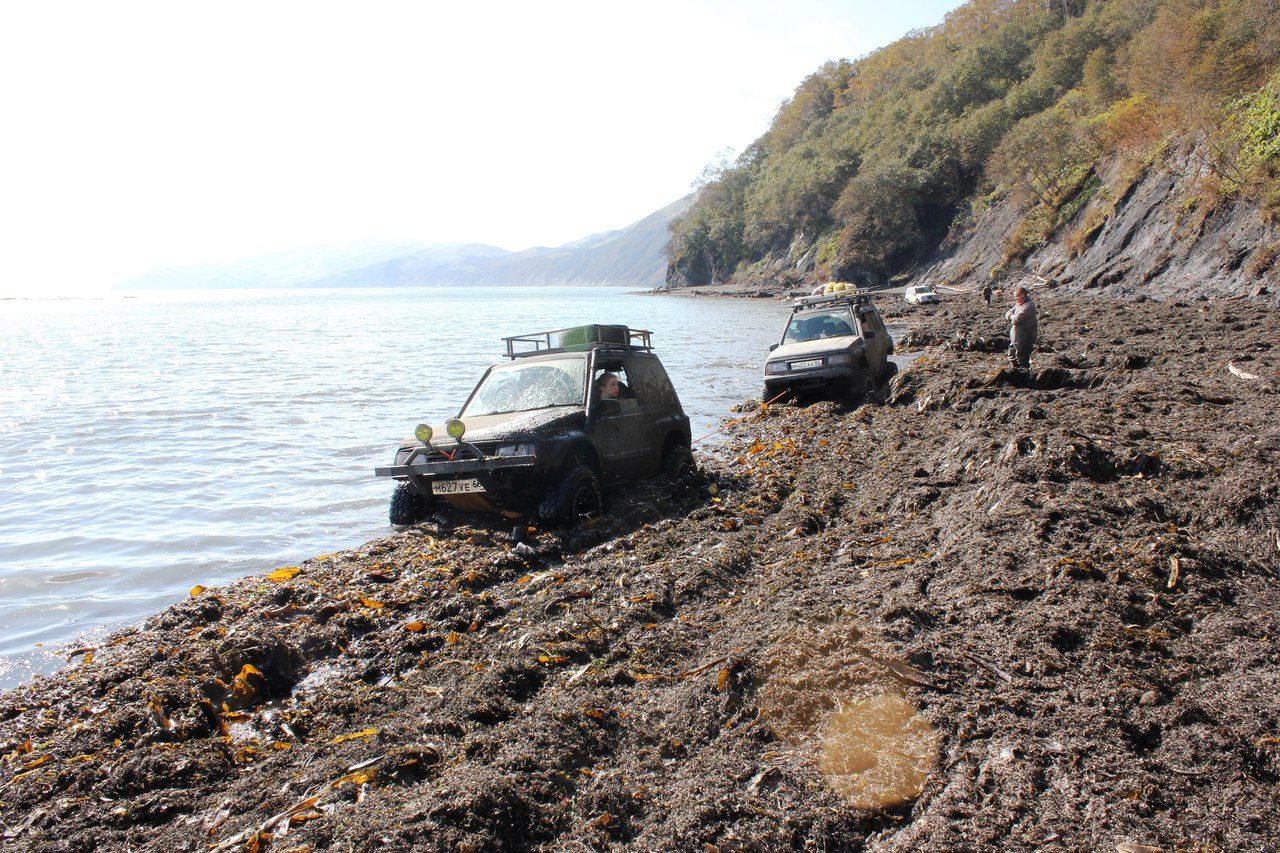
xmin=790 ymin=358 xmax=823 ymax=370
xmin=433 ymin=478 xmax=485 ymax=495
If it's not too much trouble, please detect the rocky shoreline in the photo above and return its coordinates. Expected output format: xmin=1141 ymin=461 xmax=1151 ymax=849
xmin=3 ymin=292 xmax=1277 ymax=851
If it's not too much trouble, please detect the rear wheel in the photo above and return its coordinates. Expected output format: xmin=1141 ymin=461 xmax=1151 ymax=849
xmin=538 ymin=465 xmax=604 ymax=526
xmin=661 ymin=445 xmax=696 ymax=479
xmin=390 ymin=482 xmax=434 ymax=526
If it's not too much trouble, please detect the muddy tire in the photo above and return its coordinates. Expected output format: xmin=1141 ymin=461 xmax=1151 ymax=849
xmin=844 ymin=372 xmax=875 ymax=404
xmin=389 ymin=482 xmax=434 ymax=526
xmin=763 ymin=385 xmax=791 ymax=404
xmin=538 ymin=465 xmax=604 ymax=526
xmin=661 ymin=445 xmax=696 ymax=480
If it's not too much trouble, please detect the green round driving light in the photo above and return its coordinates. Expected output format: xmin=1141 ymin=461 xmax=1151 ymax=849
xmin=414 ymin=423 xmax=433 ymax=443
xmin=445 ymin=418 xmax=466 ymax=439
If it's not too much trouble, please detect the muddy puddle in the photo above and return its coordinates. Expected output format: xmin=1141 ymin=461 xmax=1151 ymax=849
xmin=818 ymin=691 xmax=939 ymax=808
xmin=757 ymin=620 xmax=939 ymax=809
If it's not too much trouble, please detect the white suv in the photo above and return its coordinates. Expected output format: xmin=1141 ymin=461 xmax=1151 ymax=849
xmin=904 ymin=285 xmax=941 ymax=305
xmin=763 ymin=293 xmax=897 ymax=403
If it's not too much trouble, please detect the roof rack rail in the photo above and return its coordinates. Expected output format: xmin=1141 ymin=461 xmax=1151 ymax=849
xmin=791 ymin=291 xmax=875 ymax=308
xmin=502 ymin=324 xmax=653 ymax=359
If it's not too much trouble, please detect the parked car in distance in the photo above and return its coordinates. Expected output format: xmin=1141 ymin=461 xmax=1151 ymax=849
xmin=904 ymin=285 xmax=941 ymax=305
xmin=762 ymin=292 xmax=896 ymax=403
xmin=375 ymin=324 xmax=693 ymax=529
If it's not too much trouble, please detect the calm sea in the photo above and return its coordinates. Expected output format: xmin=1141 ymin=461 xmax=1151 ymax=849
xmin=0 ymin=287 xmax=793 ymax=689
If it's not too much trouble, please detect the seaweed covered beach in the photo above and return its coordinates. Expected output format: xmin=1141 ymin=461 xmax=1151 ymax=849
xmin=2 ymin=293 xmax=1278 ymax=852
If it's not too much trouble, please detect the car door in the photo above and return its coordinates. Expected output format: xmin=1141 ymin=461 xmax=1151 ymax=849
xmin=587 ymin=360 xmax=649 ymax=484
xmin=622 ymin=355 xmax=687 ymax=476
xmin=856 ymin=305 xmax=891 ymax=365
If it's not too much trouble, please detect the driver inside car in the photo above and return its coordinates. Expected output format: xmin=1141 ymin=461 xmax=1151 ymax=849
xmin=595 ymin=371 xmax=636 ymax=405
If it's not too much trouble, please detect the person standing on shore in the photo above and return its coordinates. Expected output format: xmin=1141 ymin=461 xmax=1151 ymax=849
xmin=1005 ymin=286 xmax=1037 ymax=368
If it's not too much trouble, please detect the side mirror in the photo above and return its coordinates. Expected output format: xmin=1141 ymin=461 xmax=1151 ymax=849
xmin=769 ymin=343 xmax=778 ymax=352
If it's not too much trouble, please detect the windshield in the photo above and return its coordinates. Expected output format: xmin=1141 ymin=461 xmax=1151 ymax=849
xmin=782 ymin=307 xmax=857 ymax=344
xmin=461 ymin=357 xmax=587 ymax=416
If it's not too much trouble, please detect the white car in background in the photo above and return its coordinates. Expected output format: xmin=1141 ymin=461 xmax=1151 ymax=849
xmin=904 ymin=285 xmax=941 ymax=305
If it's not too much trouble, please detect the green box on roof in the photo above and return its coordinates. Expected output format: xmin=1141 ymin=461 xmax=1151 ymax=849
xmin=554 ymin=325 xmax=629 ymax=350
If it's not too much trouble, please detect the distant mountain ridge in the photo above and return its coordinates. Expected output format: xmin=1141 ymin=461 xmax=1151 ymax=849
xmin=113 ymin=197 xmax=689 ymax=291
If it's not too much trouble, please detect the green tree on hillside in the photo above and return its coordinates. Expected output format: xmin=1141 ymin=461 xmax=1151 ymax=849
xmin=665 ymin=0 xmax=1280 ymax=288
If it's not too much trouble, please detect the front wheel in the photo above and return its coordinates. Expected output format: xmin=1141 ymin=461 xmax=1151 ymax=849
xmin=762 ymin=385 xmax=789 ymax=404
xmin=389 ymin=482 xmax=434 ymax=526
xmin=538 ymin=465 xmax=604 ymax=526
xmin=842 ymin=371 xmax=874 ymax=404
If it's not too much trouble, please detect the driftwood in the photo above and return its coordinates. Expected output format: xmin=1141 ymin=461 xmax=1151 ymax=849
xmin=1227 ymin=360 xmax=1262 ymax=381
xmin=963 ymin=651 xmax=1014 ymax=684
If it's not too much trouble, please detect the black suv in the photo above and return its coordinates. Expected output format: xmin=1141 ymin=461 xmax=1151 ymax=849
xmin=763 ymin=292 xmax=896 ymax=402
xmin=375 ymin=325 xmax=693 ymax=527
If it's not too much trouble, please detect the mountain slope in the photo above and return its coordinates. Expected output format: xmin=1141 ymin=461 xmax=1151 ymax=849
xmin=664 ymin=0 xmax=1280 ymax=302
xmin=113 ymin=197 xmax=689 ymax=291
xmin=301 ymin=197 xmax=689 ymax=289
xmin=920 ymin=155 xmax=1279 ymax=302
xmin=112 ymin=240 xmax=444 ymax=291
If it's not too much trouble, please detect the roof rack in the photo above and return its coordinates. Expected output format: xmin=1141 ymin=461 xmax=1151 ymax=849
xmin=503 ymin=324 xmax=653 ymax=359
xmin=790 ymin=291 xmax=875 ymax=310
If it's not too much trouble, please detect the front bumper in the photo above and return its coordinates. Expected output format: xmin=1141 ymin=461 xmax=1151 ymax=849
xmin=374 ymin=454 xmax=537 ymax=479
xmin=764 ymin=363 xmax=869 ymax=393
xmin=376 ymin=452 xmax=542 ymax=513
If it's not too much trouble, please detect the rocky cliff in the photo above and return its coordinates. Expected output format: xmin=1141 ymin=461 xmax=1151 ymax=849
xmin=674 ymin=159 xmax=1280 ymax=305
xmin=919 ymin=158 xmax=1278 ymax=303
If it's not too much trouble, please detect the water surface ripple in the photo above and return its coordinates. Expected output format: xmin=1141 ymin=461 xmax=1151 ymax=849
xmin=0 ymin=287 xmax=793 ymax=688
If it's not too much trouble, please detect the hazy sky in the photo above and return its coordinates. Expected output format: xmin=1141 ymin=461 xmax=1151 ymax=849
xmin=0 ymin=1 xmax=960 ymax=297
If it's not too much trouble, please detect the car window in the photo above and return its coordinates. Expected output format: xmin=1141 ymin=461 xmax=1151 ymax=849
xmin=591 ymin=364 xmax=637 ymax=402
xmin=856 ymin=306 xmax=884 ymax=336
xmin=463 ymin=357 xmax=586 ymax=416
xmin=623 ymin=356 xmax=679 ymax=407
xmin=784 ymin=307 xmax=856 ymax=344
xmin=783 ymin=317 xmax=817 ymax=343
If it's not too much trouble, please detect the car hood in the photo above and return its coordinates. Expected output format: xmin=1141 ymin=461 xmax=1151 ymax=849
xmin=403 ymin=407 xmax=584 ymax=449
xmin=768 ymin=337 xmax=862 ymax=361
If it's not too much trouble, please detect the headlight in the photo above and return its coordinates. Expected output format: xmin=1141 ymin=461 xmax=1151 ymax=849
xmin=826 ymin=353 xmax=853 ymax=366
xmin=445 ymin=418 xmax=466 ymax=439
xmin=496 ymin=443 xmax=535 ymax=457
xmin=414 ymin=423 xmax=433 ymax=443
xmin=764 ymin=361 xmax=789 ymax=375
